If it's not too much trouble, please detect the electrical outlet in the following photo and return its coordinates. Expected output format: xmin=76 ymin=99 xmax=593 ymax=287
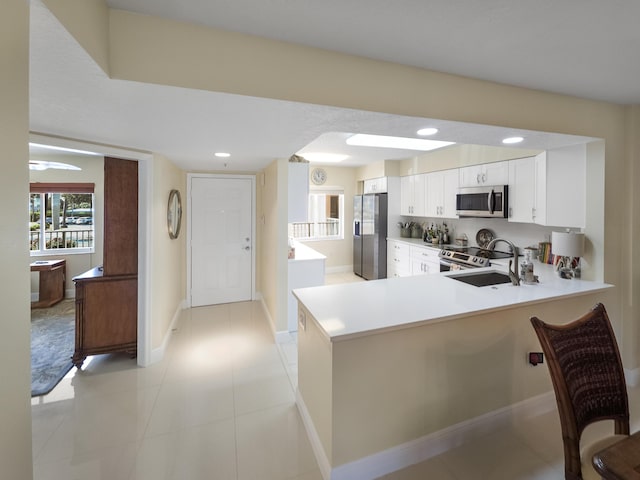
xmin=298 ymin=310 xmax=306 ymax=331
xmin=528 ymin=352 xmax=544 ymax=366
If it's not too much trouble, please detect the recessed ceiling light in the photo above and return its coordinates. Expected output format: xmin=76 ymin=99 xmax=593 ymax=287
xmin=502 ymin=136 xmax=524 ymax=144
xmin=417 ymin=127 xmax=439 ymax=136
xmin=301 ymin=152 xmax=348 ymax=163
xmin=346 ymin=134 xmax=454 ymax=151
xmin=214 ymin=152 xmax=231 ymax=158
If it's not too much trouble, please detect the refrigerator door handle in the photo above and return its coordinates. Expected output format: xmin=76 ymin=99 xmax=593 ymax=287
xmin=354 ymin=220 xmax=360 ymax=236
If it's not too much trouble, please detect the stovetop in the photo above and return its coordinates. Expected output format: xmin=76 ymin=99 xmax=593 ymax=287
xmin=438 ymin=245 xmax=513 ymax=268
xmin=440 ymin=245 xmax=513 ymax=260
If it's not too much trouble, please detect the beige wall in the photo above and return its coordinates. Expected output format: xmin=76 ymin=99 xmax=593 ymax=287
xmin=260 ymin=159 xmax=289 ymax=332
xmin=150 ymin=154 xmax=186 ymax=348
xmin=29 ymin=155 xmax=105 ymax=294
xmin=1 ymin=1 xmax=33 ymax=478
xmin=301 ymin=165 xmax=358 ymax=270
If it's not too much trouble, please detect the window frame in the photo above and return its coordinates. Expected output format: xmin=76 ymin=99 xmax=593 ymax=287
xmin=29 ymin=182 xmax=96 ymax=256
xmin=290 ymin=187 xmax=345 ymax=241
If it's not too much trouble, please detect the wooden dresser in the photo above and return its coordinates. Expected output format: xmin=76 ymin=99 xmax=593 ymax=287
xmin=72 ymin=157 xmax=138 ymax=368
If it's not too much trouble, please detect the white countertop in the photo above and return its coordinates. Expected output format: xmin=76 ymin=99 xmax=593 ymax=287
xmin=293 ymin=262 xmax=613 ymax=342
xmin=289 ymin=241 xmax=327 ymax=262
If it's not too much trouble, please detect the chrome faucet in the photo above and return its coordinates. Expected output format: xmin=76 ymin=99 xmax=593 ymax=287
xmin=486 ymin=238 xmax=520 ymax=286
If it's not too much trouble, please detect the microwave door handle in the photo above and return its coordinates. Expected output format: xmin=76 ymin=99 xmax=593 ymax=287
xmin=488 ymin=189 xmax=495 ymax=214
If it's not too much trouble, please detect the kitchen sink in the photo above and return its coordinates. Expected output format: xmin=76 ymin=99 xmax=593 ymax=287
xmin=449 ymin=271 xmax=513 ymax=287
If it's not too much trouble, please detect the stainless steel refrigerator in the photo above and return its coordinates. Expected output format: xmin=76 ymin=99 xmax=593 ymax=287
xmin=353 ymin=193 xmax=387 ymax=280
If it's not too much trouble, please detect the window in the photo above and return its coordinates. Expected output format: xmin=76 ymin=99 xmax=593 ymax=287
xmin=289 ymin=190 xmax=344 ymax=240
xmin=29 ymin=183 xmax=95 ymax=255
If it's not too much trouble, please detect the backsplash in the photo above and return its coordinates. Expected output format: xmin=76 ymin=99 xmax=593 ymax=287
xmin=392 ymin=216 xmax=573 ymax=252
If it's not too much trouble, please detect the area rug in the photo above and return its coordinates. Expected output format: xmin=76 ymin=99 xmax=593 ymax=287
xmin=31 ymin=299 xmax=75 ymax=396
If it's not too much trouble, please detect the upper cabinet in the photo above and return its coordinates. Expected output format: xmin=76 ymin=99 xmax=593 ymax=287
xmin=364 ymin=177 xmax=388 ymax=194
xmin=103 ymin=157 xmax=138 ymax=276
xmin=425 ymin=169 xmax=459 ymax=218
xmin=508 ymin=145 xmax=586 ymax=228
xmin=288 ymin=162 xmax=309 ymax=223
xmin=400 ymin=174 xmax=426 ymax=216
xmin=459 ymin=161 xmax=509 ymax=187
xmin=508 ymin=156 xmax=537 ymax=223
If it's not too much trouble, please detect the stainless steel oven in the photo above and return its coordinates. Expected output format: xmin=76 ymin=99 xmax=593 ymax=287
xmin=438 ymin=246 xmax=512 ymax=272
xmin=456 ymin=185 xmax=508 ymax=218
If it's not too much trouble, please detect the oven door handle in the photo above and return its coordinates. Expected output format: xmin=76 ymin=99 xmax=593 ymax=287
xmin=487 ymin=189 xmax=495 ymax=214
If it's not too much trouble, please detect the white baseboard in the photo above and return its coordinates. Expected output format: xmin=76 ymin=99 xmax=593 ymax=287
xmin=297 ymin=389 xmax=556 ymax=480
xmin=149 ymin=299 xmax=186 ymax=365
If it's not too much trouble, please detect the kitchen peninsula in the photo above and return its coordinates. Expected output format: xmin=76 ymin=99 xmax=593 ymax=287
xmin=293 ymin=265 xmax=613 ymax=480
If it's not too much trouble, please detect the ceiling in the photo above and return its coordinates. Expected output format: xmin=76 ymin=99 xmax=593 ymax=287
xmin=30 ymin=0 xmax=627 ymax=171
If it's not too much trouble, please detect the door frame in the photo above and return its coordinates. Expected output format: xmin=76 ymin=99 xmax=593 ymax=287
xmin=186 ymin=173 xmax=256 ymax=308
xmin=29 ymin=134 xmax=153 ymax=367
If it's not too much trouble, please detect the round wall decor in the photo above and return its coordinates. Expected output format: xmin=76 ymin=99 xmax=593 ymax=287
xmin=167 ymin=189 xmax=182 ymax=239
xmin=311 ymin=167 xmax=327 ymax=185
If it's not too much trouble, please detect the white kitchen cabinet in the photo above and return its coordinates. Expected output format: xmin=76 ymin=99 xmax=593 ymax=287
xmin=508 ymin=156 xmax=536 ymax=223
xmin=288 ymin=162 xmax=309 ymax=223
xmin=536 ymin=146 xmax=586 ymax=228
xmin=364 ymin=177 xmax=388 ymax=194
xmin=508 ymin=146 xmax=585 ymax=228
xmin=387 ymin=239 xmax=411 ymax=277
xmin=425 ymin=169 xmax=459 ymax=218
xmin=459 ymin=161 xmax=509 ymax=187
xmin=410 ymin=245 xmax=440 ymax=275
xmin=400 ymin=174 xmax=425 ymax=216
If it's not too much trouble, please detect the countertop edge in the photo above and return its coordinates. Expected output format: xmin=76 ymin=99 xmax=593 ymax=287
xmin=322 ymin=283 xmax=614 ymax=343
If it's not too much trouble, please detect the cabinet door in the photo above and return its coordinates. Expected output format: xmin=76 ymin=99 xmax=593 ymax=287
xmin=458 ymin=165 xmax=482 ymax=187
xmin=400 ymin=175 xmax=425 ymax=216
xmin=441 ymin=169 xmax=459 ymax=218
xmin=387 ymin=240 xmax=410 ymax=277
xmin=508 ymin=156 xmax=536 ymax=223
xmin=364 ymin=177 xmax=387 ymax=194
xmin=425 ymin=170 xmax=458 ymax=219
xmin=412 ymin=174 xmax=426 ymax=217
xmin=542 ymin=146 xmax=586 ymax=228
xmin=425 ymin=172 xmax=441 ymax=217
xmin=459 ymin=162 xmax=509 ymax=187
xmin=484 ymin=161 xmax=509 ymax=185
xmin=103 ymin=157 xmax=138 ymax=276
xmin=400 ymin=176 xmax=413 ymax=215
xmin=410 ymin=246 xmax=440 ymax=275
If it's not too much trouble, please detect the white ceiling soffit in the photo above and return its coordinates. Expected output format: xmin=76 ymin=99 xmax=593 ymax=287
xmin=30 ymin=1 xmax=596 ymax=171
xmin=106 ymin=0 xmax=640 ymax=105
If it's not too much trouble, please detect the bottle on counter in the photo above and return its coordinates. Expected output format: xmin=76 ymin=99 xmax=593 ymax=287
xmin=520 ymin=247 xmax=539 ymax=284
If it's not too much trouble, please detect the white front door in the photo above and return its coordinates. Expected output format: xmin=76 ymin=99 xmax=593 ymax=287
xmin=190 ymin=175 xmax=254 ymax=306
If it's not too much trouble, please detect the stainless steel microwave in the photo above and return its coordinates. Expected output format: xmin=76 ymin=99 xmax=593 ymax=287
xmin=456 ymin=185 xmax=508 ymax=218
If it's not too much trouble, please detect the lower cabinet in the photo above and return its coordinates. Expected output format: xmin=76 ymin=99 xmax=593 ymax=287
xmin=388 ymin=240 xmax=441 ymax=277
xmin=387 ymin=240 xmax=411 ymax=277
xmin=73 ymin=267 xmax=137 ymax=368
xmin=410 ymin=245 xmax=440 ymax=275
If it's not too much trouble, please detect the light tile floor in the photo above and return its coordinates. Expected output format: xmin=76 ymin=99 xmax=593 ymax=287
xmin=31 ymin=272 xmax=640 ymax=480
